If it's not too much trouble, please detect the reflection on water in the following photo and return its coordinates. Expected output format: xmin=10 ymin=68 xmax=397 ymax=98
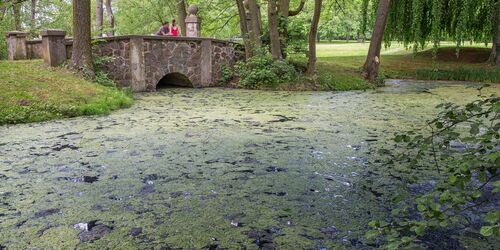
xmin=0 ymin=81 xmax=498 ymax=249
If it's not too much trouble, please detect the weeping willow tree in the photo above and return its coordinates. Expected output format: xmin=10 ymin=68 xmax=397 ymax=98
xmin=362 ymin=0 xmax=500 ymax=82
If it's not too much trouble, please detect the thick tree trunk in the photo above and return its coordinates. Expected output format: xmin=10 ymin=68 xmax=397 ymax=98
xmin=105 ymin=0 xmax=114 ymax=36
xmin=268 ymin=0 xmax=282 ymax=60
xmin=247 ymin=0 xmax=262 ymax=49
xmin=362 ymin=0 xmax=391 ymax=82
xmin=236 ymin=0 xmax=252 ymax=59
xmin=28 ymin=0 xmax=36 ymax=36
xmin=489 ymin=1 xmax=500 ymax=65
xmin=177 ymin=0 xmax=187 ymax=36
xmin=307 ymin=0 xmax=322 ymax=77
xmin=96 ymin=0 xmax=103 ymax=37
xmin=13 ymin=2 xmax=21 ymax=30
xmin=72 ymin=0 xmax=93 ymax=78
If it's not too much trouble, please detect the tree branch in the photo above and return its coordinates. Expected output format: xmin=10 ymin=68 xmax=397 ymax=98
xmin=289 ymin=0 xmax=306 ymax=16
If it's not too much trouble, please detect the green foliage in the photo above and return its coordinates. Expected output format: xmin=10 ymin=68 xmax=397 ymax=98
xmin=92 ymin=56 xmax=116 ymax=87
xmin=220 ymin=63 xmax=234 ymax=85
xmin=367 ymin=88 xmax=499 ymax=247
xmin=235 ymin=51 xmax=298 ymax=89
xmin=415 ymin=67 xmax=500 ymax=83
xmin=378 ymin=0 xmax=498 ymax=52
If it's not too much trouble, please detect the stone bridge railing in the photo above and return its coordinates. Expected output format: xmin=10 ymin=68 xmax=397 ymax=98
xmin=5 ymin=31 xmax=244 ymax=91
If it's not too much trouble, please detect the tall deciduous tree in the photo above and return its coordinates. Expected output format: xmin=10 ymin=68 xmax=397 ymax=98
xmin=96 ymin=0 xmax=103 ymax=37
xmin=30 ymin=0 xmax=36 ymax=34
xmin=177 ymin=0 xmax=187 ymax=36
xmin=247 ymin=0 xmax=262 ymax=49
xmin=105 ymin=0 xmax=114 ymax=36
xmin=362 ymin=0 xmax=390 ymax=82
xmin=72 ymin=0 xmax=93 ymax=78
xmin=307 ymin=0 xmax=322 ymax=76
xmin=12 ymin=1 xmax=20 ymax=30
xmin=236 ymin=0 xmax=251 ymax=59
xmin=268 ymin=0 xmax=281 ymax=60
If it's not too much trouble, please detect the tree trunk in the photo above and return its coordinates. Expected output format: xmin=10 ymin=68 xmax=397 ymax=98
xmin=307 ymin=0 xmax=322 ymax=77
xmin=96 ymin=0 xmax=103 ymax=37
xmin=489 ymin=1 xmax=500 ymax=65
xmin=13 ymin=2 xmax=21 ymax=30
xmin=268 ymin=0 xmax=282 ymax=60
xmin=30 ymin=0 xmax=37 ymax=36
xmin=72 ymin=0 xmax=93 ymax=78
xmin=362 ymin=0 xmax=391 ymax=82
xmin=247 ymin=0 xmax=262 ymax=49
xmin=105 ymin=0 xmax=115 ymax=36
xmin=177 ymin=0 xmax=187 ymax=36
xmin=236 ymin=0 xmax=252 ymax=59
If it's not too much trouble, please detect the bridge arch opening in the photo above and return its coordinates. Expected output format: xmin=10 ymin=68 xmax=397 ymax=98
xmin=156 ymin=73 xmax=193 ymax=89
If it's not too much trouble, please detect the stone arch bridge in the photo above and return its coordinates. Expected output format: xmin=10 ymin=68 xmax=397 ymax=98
xmin=6 ymin=31 xmax=244 ymax=91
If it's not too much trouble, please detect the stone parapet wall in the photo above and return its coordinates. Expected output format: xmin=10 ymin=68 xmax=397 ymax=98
xmin=26 ymin=40 xmax=43 ymax=59
xmin=92 ymin=39 xmax=132 ymax=88
xmin=10 ymin=33 xmax=244 ymax=91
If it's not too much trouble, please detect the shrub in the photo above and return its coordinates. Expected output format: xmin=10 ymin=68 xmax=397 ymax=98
xmin=235 ymin=51 xmax=298 ymax=89
xmin=92 ymin=56 xmax=116 ymax=87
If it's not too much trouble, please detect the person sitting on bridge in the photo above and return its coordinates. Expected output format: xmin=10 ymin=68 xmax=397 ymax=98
xmin=156 ymin=22 xmax=171 ymax=36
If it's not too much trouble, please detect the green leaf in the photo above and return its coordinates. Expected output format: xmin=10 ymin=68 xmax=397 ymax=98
xmin=480 ymin=226 xmax=493 ymax=237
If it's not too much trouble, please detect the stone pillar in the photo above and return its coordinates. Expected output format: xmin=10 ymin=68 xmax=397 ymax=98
xmin=6 ymin=31 xmax=27 ymax=60
xmin=40 ymin=29 xmax=67 ymax=67
xmin=185 ymin=5 xmax=201 ymax=38
xmin=129 ymin=37 xmax=146 ymax=92
xmin=200 ymin=40 xmax=213 ymax=87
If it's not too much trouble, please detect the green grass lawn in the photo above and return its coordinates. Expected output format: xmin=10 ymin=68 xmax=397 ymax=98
xmin=314 ymin=41 xmax=499 ymax=91
xmin=0 ymin=60 xmax=133 ymax=125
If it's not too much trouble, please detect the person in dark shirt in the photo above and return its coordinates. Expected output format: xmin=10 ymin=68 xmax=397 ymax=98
xmin=156 ymin=22 xmax=171 ymax=36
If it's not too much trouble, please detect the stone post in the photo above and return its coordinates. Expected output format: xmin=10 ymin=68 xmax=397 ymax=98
xmin=185 ymin=5 xmax=201 ymax=38
xmin=200 ymin=40 xmax=212 ymax=86
xmin=40 ymin=29 xmax=67 ymax=67
xmin=6 ymin=31 xmax=27 ymax=60
xmin=129 ymin=37 xmax=146 ymax=92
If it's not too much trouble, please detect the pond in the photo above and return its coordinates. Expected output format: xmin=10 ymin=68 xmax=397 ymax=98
xmin=0 ymin=81 xmax=498 ymax=249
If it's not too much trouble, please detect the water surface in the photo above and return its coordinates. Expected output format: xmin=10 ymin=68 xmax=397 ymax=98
xmin=1 ymin=81 xmax=498 ymax=249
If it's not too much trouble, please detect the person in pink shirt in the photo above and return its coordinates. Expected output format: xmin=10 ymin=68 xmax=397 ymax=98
xmin=171 ymin=19 xmax=179 ymax=37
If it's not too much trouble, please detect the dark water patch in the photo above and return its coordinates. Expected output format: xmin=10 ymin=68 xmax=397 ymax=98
xmin=57 ymin=176 xmax=99 ymax=183
xmin=269 ymin=115 xmax=296 ymax=123
xmin=265 ymin=166 xmax=287 ymax=173
xmin=36 ymin=224 xmax=54 ymax=237
xmin=51 ymin=144 xmax=79 ymax=151
xmin=130 ymin=227 xmax=142 ymax=237
xmin=245 ymin=229 xmax=278 ymax=250
xmin=139 ymin=185 xmax=155 ymax=195
xmin=92 ymin=204 xmax=104 ymax=211
xmin=79 ymin=224 xmax=113 ymax=243
xmin=201 ymin=244 xmax=221 ymax=250
xmin=264 ymin=191 xmax=287 ymax=197
xmin=56 ymin=132 xmax=80 ymax=138
xmin=170 ymin=191 xmax=192 ymax=198
xmin=34 ymin=208 xmax=60 ymax=218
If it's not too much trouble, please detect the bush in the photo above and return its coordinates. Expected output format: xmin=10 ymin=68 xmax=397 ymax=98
xmin=92 ymin=56 xmax=116 ymax=87
xmin=235 ymin=51 xmax=298 ymax=89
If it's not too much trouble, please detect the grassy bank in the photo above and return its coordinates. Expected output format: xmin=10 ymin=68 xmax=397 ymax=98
xmin=314 ymin=42 xmax=499 ymax=91
xmin=0 ymin=60 xmax=133 ymax=125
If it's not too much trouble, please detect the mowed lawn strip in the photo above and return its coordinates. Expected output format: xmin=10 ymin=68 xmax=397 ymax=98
xmin=0 ymin=60 xmax=133 ymax=125
xmin=314 ymin=42 xmax=499 ymax=91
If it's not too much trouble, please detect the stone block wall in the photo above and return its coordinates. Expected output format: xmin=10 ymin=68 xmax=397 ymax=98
xmin=143 ymin=39 xmax=202 ymax=90
xmin=211 ymin=41 xmax=244 ymax=86
xmin=26 ymin=40 xmax=43 ymax=59
xmin=92 ymin=39 xmax=132 ymax=88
